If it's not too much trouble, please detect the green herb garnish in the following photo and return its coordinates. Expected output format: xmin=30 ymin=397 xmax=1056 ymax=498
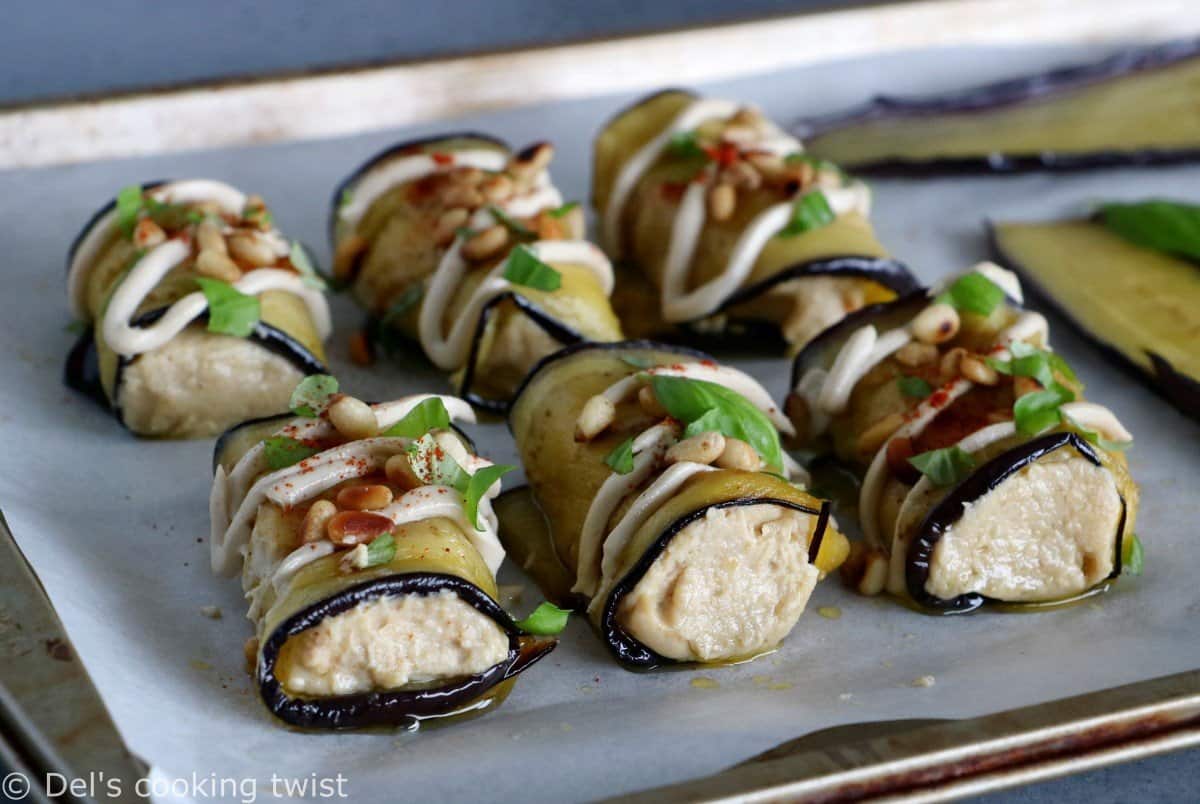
xmin=244 ymin=203 xmax=273 ymax=229
xmin=667 ymin=130 xmax=707 ymax=161
xmin=463 ymin=464 xmax=514 ymax=530
xmin=1062 ymin=412 xmax=1133 ymax=453
xmin=605 ymin=437 xmax=635 ymax=475
xmin=936 ymin=272 xmax=1006 ymax=316
xmin=339 ymin=188 xmax=354 ymax=209
xmin=780 ymin=191 xmax=835 ymax=238
xmin=650 ymin=375 xmax=783 ymax=471
xmin=407 ymin=432 xmax=470 ymax=491
xmin=908 ymin=445 xmax=976 ymax=487
xmin=115 ymin=185 xmax=144 ymax=236
xmin=1122 ymin=533 xmax=1144 ymax=576
xmin=382 ymin=397 xmax=451 ymax=439
xmin=514 ymin=602 xmax=571 ymax=635
xmin=289 ymin=374 xmax=339 ymax=418
xmin=364 ymin=533 xmax=397 ymax=568
xmin=489 ymin=206 xmax=535 ymax=239
xmin=1013 ymin=382 xmax=1075 ymax=436
xmin=1099 ymin=200 xmax=1200 ymax=262
xmin=289 ymin=241 xmax=328 ymax=290
xmin=549 ymin=201 xmax=580 ymax=219
xmin=196 ymin=278 xmax=260 ymax=338
xmin=262 ymin=436 xmax=320 ymax=470
xmin=502 ymin=244 xmax=561 ymax=291
xmin=898 ymin=376 xmax=933 ymax=398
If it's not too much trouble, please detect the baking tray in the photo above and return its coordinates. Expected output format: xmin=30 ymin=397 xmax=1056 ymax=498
xmin=1 ymin=5 xmax=1199 ymax=802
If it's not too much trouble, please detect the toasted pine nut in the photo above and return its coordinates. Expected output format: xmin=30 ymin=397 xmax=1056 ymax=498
xmin=479 ymin=174 xmax=513 ymax=203
xmin=327 ymin=510 xmax=394 ymax=547
xmin=228 ymin=232 xmax=277 ymax=266
xmin=133 ymin=218 xmax=166 ymax=249
xmin=666 ymin=431 xmax=726 ymax=466
xmin=708 ymin=183 xmax=736 ymax=222
xmin=960 ymin=354 xmax=999 ymax=386
xmin=910 ymin=303 xmax=960 ymax=345
xmin=722 ymin=161 xmax=761 ymax=190
xmin=333 ymin=234 xmax=367 ymax=280
xmin=244 ymin=636 xmax=259 ymax=673
xmin=575 ymin=395 xmax=615 ymax=441
xmin=745 ymin=152 xmax=786 ymax=180
xmin=196 ymin=221 xmax=227 ymax=254
xmin=858 ymin=412 xmax=905 ymax=456
xmin=715 ymin=437 xmax=761 ymax=471
xmin=434 ymin=207 xmax=470 ymax=246
xmin=858 ymin=551 xmax=888 ymax=596
xmin=789 ymin=159 xmax=816 ymax=188
xmin=443 ymin=185 xmax=484 ymax=208
xmin=939 ymin=347 xmax=967 ymax=379
xmin=348 ymin=330 xmax=374 ymax=366
xmin=894 ymin=341 xmax=939 ymax=368
xmin=638 ymin=385 xmax=666 ymax=417
xmin=300 ymin=500 xmax=337 ymax=545
xmin=447 ymin=167 xmax=484 ymax=187
xmin=721 ymin=124 xmax=758 ymax=145
xmin=195 ymin=249 xmax=242 ymax=282
xmin=385 ymin=453 xmax=422 ymax=491
xmin=461 ymin=225 xmax=508 ymax=261
xmin=339 ymin=544 xmax=371 ymax=574
xmin=1014 ymin=376 xmax=1041 ymax=398
xmin=337 ymin=484 xmax=394 ymax=511
xmin=328 ymin=395 xmax=379 ymax=440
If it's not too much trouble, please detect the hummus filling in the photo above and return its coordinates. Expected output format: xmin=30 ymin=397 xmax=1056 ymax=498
xmin=275 ymin=590 xmax=509 ymax=697
xmin=119 ymin=327 xmax=304 ymax=438
xmin=617 ymin=503 xmax=819 ymax=662
xmin=926 ymin=454 xmax=1121 ymax=602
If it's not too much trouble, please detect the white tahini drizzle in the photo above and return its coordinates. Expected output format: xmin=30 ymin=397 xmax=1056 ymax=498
xmin=602 ymin=97 xmax=871 ymax=323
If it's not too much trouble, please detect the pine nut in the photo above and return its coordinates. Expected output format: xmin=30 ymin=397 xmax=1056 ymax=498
xmin=789 ymin=159 xmax=816 ymax=188
xmin=910 ymin=303 xmax=960 ymax=345
xmin=299 ymin=499 xmax=338 ymax=545
xmin=443 ymin=185 xmax=484 ymax=208
xmin=385 ymin=453 xmax=422 ymax=491
xmin=479 ymin=174 xmax=513 ymax=203
xmin=715 ymin=437 xmax=761 ymax=471
xmin=939 ymin=346 xmax=967 ymax=379
xmin=337 ymin=484 xmax=394 ymax=511
xmin=960 ymin=354 xmax=999 ymax=386
xmin=638 ymin=385 xmax=667 ymax=417
xmin=894 ymin=341 xmax=939 ymax=368
xmin=327 ymin=395 xmax=379 ymax=440
xmin=195 ymin=249 xmax=242 ymax=282
xmin=1014 ymin=376 xmax=1041 ymax=398
xmin=228 ymin=232 xmax=277 ymax=266
xmin=447 ymin=167 xmax=484 ymax=187
xmin=745 ymin=152 xmax=786 ymax=180
xmin=730 ymin=106 xmax=766 ymax=129
xmin=858 ymin=551 xmax=888 ymax=596
xmin=721 ymin=124 xmax=759 ymax=145
xmin=433 ymin=207 xmax=470 ymax=246
xmin=858 ymin=412 xmax=905 ymax=456
xmin=722 ymin=161 xmax=761 ymax=190
xmin=708 ymin=183 xmax=736 ymax=222
xmin=333 ymin=234 xmax=367 ymax=279
xmin=133 ymin=218 xmax=166 ymax=249
xmin=196 ymin=221 xmax=227 ymax=255
xmin=461 ymin=225 xmax=508 ymax=261
xmin=666 ymin=431 xmax=726 ymax=466
xmin=327 ymin=510 xmax=394 ymax=547
xmin=575 ymin=395 xmax=615 ymax=441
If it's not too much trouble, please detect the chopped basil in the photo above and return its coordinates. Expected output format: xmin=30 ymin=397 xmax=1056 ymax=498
xmin=244 ymin=203 xmax=273 ymax=229
xmin=936 ymin=272 xmax=1005 ymax=316
xmin=1013 ymin=382 xmax=1075 ymax=436
xmin=549 ymin=201 xmax=580 ymax=219
xmin=407 ymin=432 xmax=470 ymax=491
xmin=195 ymin=278 xmax=260 ymax=338
xmin=115 ymin=185 xmax=144 ymax=236
xmin=364 ymin=533 xmax=397 ymax=568
xmin=1062 ymin=412 xmax=1133 ymax=453
xmin=464 ymin=464 xmax=514 ymax=530
xmin=289 ymin=241 xmax=328 ymax=291
xmin=514 ymin=601 xmax=571 ymax=635
xmin=1099 ymin=200 xmax=1200 ymax=262
xmin=185 ymin=210 xmax=206 ymax=224
xmin=1121 ymin=532 xmax=1144 ymax=576
xmin=667 ymin=130 xmax=707 ymax=161
xmin=339 ymin=188 xmax=353 ymax=209
xmin=262 ymin=436 xmax=319 ymax=470
xmin=143 ymin=197 xmax=194 ymax=230
xmin=289 ymin=374 xmax=339 ymax=418
xmin=898 ymin=376 xmax=933 ymax=398
xmin=502 ymin=244 xmax=561 ymax=291
xmin=780 ymin=191 xmax=835 ymax=238
xmin=650 ymin=375 xmax=783 ymax=471
xmin=455 ymin=226 xmax=477 ymax=241
xmin=382 ymin=397 xmax=451 ymax=439
xmin=908 ymin=445 xmax=976 ymax=487
xmin=489 ymin=206 xmax=535 ymax=239
xmin=605 ymin=437 xmax=635 ymax=475
xmin=987 ymin=341 xmax=1065 ymax=389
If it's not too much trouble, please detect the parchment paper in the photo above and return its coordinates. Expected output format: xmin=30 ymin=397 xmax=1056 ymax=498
xmin=1 ymin=41 xmax=1198 ymax=804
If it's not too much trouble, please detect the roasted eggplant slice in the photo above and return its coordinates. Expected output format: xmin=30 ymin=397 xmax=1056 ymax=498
xmin=989 ymin=217 xmax=1200 ymax=420
xmin=504 ymin=340 xmax=847 ymax=669
xmin=799 ymin=40 xmax=1200 ymax=174
xmin=330 ymin=134 xmax=622 ymax=412
xmin=65 ymin=180 xmax=330 ymax=438
xmin=787 ymin=265 xmax=1139 ymax=613
xmin=593 ymin=89 xmax=916 ymax=354
xmin=210 ymin=388 xmax=553 ymax=729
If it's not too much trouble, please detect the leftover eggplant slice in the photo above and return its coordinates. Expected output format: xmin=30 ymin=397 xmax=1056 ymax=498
xmin=989 ymin=217 xmax=1200 ymax=420
xmin=330 ymin=134 xmax=622 ymax=412
xmin=210 ymin=390 xmax=553 ymax=730
xmin=593 ymin=89 xmax=916 ymax=353
xmin=799 ymin=39 xmax=1200 ymax=174
xmin=788 ymin=265 xmax=1139 ymax=613
xmin=65 ymin=180 xmax=331 ymax=438
xmin=503 ymin=340 xmax=848 ymax=669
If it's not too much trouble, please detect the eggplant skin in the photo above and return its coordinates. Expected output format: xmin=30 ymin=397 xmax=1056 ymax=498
xmin=905 ymin=433 xmax=1123 ymax=614
xmin=258 ymin=573 xmax=554 ymax=730
xmin=797 ymin=39 xmax=1200 ymax=175
xmin=598 ymin=498 xmax=828 ymax=670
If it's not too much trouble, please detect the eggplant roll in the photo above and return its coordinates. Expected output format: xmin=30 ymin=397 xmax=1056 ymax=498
xmin=330 ymin=135 xmax=622 ymax=411
xmin=799 ymin=40 xmax=1200 ymax=174
xmin=788 ymin=264 xmax=1139 ymax=613
xmin=592 ymin=89 xmax=917 ymax=352
xmin=503 ymin=341 xmax=848 ymax=669
xmin=989 ymin=216 xmax=1200 ymax=421
xmin=65 ymin=180 xmax=331 ymax=438
xmin=210 ymin=391 xmax=553 ymax=729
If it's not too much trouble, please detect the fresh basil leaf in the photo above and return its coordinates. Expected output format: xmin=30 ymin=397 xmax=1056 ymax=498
xmin=289 ymin=241 xmax=328 ymax=290
xmin=650 ymin=375 xmax=783 ymax=471
xmin=144 ymin=197 xmax=193 ymax=230
xmin=1013 ymin=382 xmax=1075 ymax=436
xmin=502 ymin=244 xmax=561 ymax=291
xmin=938 ymin=272 xmax=1005 ymax=316
xmin=667 ymin=130 xmax=707 ymax=161
xmin=364 ymin=533 xmax=397 ymax=568
xmin=464 ymin=464 xmax=514 ymax=530
xmin=1099 ymin=200 xmax=1200 ymax=262
xmin=549 ymin=201 xmax=580 ymax=219
xmin=115 ymin=185 xmax=144 ymax=236
xmin=407 ymin=432 xmax=470 ymax=492
xmin=489 ymin=206 xmax=535 ymax=239
xmin=908 ymin=445 xmax=976 ymax=487
xmin=1121 ymin=532 xmax=1144 ymax=576
xmin=383 ymin=397 xmax=451 ymax=439
xmin=196 ymin=278 xmax=260 ymax=338
xmin=780 ymin=191 xmax=835 ymax=238
xmin=244 ymin=203 xmax=273 ymax=229
xmin=514 ymin=601 xmax=571 ymax=635
xmin=605 ymin=437 xmax=635 ymax=475
xmin=262 ymin=436 xmax=319 ymax=470
xmin=289 ymin=374 xmax=339 ymax=418
xmin=898 ymin=376 xmax=933 ymax=398
xmin=1062 ymin=412 xmax=1133 ymax=453
xmin=1047 ymin=351 xmax=1078 ymax=385
xmin=339 ymin=188 xmax=354 ymax=209
xmin=683 ymin=407 xmax=725 ymax=439
xmin=185 ymin=210 xmax=205 ymax=224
